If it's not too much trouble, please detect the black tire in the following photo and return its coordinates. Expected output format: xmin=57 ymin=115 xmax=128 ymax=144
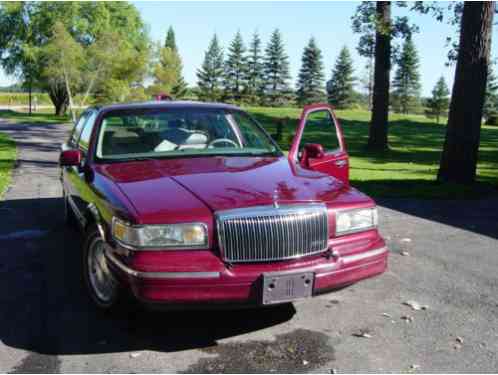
xmin=82 ymin=225 xmax=126 ymax=312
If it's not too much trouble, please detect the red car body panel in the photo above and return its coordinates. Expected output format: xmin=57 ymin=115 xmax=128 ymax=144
xmin=61 ymin=101 xmax=388 ymax=308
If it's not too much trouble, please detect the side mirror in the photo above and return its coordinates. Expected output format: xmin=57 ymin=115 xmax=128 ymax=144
xmin=60 ymin=149 xmax=82 ymax=167
xmin=304 ymin=143 xmax=325 ymax=159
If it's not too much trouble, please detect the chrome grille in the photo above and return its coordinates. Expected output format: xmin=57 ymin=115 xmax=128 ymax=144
xmin=216 ymin=203 xmax=329 ymax=263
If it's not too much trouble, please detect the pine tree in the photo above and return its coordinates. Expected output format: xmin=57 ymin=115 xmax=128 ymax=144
xmin=165 ymin=26 xmax=177 ymax=51
xmin=296 ymin=37 xmax=325 ymax=105
xmin=150 ymin=44 xmax=182 ymax=95
xmin=426 ymin=76 xmax=450 ymax=124
xmin=483 ymin=64 xmax=498 ymax=123
xmin=391 ymin=37 xmax=421 ymax=114
xmin=327 ymin=46 xmax=356 ymax=109
xmin=224 ymin=31 xmax=247 ymax=102
xmin=150 ymin=27 xmax=188 ymax=98
xmin=197 ymin=34 xmax=224 ymax=101
xmin=263 ymin=29 xmax=291 ymax=105
xmin=245 ymin=31 xmax=265 ymax=104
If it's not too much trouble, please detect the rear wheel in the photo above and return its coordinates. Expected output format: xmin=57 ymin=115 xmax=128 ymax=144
xmin=83 ymin=225 xmax=123 ymax=310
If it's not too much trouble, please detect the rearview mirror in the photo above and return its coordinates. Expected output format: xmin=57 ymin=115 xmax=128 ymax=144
xmin=304 ymin=143 xmax=325 ymax=159
xmin=60 ymin=149 xmax=82 ymax=166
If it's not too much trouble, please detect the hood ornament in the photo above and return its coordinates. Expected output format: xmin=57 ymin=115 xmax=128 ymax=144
xmin=272 ymin=190 xmax=279 ymax=209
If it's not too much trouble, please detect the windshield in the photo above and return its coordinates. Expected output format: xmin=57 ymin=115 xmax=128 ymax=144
xmin=95 ymin=108 xmax=281 ymax=161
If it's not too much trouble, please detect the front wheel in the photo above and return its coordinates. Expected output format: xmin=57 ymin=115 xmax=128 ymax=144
xmin=82 ymin=225 xmax=123 ymax=310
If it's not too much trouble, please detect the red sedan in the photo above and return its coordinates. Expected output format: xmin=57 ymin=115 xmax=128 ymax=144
xmin=60 ymin=101 xmax=388 ymax=310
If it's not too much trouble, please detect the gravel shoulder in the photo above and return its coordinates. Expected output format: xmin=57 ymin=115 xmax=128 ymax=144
xmin=0 ymin=120 xmax=497 ymax=373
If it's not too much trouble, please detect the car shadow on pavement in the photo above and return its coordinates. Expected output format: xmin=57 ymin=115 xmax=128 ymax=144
xmin=377 ymin=197 xmax=498 ymax=240
xmin=0 ymin=197 xmax=296 ymax=356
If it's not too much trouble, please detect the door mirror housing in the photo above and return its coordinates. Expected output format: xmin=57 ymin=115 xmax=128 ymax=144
xmin=304 ymin=143 xmax=325 ymax=159
xmin=60 ymin=149 xmax=82 ymax=167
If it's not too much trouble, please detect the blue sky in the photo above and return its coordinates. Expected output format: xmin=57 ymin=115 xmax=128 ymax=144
xmin=2 ymin=1 xmax=498 ymax=97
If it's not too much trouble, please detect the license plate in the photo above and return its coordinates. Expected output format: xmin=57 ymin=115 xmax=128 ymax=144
xmin=261 ymin=272 xmax=314 ymax=305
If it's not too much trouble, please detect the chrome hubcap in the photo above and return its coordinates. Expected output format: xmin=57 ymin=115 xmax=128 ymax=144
xmin=88 ymin=237 xmax=117 ymax=303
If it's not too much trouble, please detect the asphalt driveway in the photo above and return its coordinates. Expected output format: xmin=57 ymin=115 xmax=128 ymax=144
xmin=1 ymin=120 xmax=498 ymax=373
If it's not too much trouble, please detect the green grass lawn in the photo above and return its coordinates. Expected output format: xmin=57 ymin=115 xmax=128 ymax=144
xmin=0 ymin=133 xmax=16 ymax=198
xmin=1 ymin=106 xmax=497 ymax=199
xmin=246 ymin=106 xmax=498 ymax=199
xmin=0 ymin=109 xmax=69 ymax=125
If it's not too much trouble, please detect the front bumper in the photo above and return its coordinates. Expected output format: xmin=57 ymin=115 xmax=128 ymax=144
xmin=104 ymin=232 xmax=388 ymax=307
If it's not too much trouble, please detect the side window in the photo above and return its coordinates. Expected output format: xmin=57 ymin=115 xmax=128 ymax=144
xmin=230 ymin=111 xmax=274 ymax=150
xmin=299 ymin=110 xmax=341 ymax=153
xmin=78 ymin=111 xmax=98 ymax=151
xmin=69 ymin=112 xmax=88 ymax=146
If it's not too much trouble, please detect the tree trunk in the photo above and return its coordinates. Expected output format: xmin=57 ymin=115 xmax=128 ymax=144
xmin=438 ymin=2 xmax=494 ymax=183
xmin=28 ymin=79 xmax=32 ymax=116
xmin=48 ymin=83 xmax=69 ymax=116
xmin=367 ymin=1 xmax=391 ymax=151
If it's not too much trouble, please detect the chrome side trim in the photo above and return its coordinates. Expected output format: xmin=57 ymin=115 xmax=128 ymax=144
xmin=66 ymin=194 xmax=87 ymax=227
xmin=104 ymin=248 xmax=221 ymax=279
xmin=341 ymin=247 xmax=388 ymax=265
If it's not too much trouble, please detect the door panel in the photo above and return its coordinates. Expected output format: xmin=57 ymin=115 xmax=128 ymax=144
xmin=288 ymin=104 xmax=349 ymax=184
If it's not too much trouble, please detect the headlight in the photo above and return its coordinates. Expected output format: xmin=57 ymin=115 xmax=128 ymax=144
xmin=112 ymin=217 xmax=208 ymax=249
xmin=335 ymin=207 xmax=378 ymax=236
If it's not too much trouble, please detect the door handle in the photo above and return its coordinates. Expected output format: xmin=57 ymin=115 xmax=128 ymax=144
xmin=334 ymin=160 xmax=348 ymax=168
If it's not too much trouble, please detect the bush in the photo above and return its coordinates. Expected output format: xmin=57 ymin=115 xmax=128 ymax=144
xmin=485 ymin=114 xmax=498 ymax=126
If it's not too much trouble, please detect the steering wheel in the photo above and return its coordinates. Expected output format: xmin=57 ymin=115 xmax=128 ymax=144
xmin=207 ymin=138 xmax=240 ymax=149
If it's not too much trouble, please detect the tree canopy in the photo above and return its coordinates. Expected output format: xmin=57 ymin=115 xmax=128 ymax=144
xmin=0 ymin=2 xmax=150 ymax=115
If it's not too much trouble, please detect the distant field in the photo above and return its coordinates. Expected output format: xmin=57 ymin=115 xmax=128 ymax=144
xmin=0 ymin=92 xmax=52 ymax=105
xmin=246 ymin=106 xmax=498 ymax=199
xmin=0 ymin=133 xmax=16 ymax=198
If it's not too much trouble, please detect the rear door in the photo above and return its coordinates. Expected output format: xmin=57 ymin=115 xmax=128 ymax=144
xmin=288 ymin=104 xmax=349 ymax=184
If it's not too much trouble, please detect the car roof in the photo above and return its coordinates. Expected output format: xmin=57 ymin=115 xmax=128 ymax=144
xmin=92 ymin=100 xmax=242 ymax=113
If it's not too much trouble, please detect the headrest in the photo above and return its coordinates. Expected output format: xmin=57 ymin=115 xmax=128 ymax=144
xmin=183 ymin=133 xmax=208 ymax=145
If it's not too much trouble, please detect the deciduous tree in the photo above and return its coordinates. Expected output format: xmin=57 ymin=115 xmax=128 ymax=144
xmin=438 ymin=2 xmax=494 ymax=183
xmin=352 ymin=1 xmax=418 ymax=150
xmin=0 ymin=2 xmax=150 ymax=115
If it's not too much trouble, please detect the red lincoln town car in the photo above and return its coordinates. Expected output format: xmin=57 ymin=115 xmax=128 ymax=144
xmin=60 ymin=101 xmax=388 ymax=310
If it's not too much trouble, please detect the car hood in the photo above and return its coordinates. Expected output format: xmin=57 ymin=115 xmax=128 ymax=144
xmin=97 ymin=156 xmax=367 ymax=216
